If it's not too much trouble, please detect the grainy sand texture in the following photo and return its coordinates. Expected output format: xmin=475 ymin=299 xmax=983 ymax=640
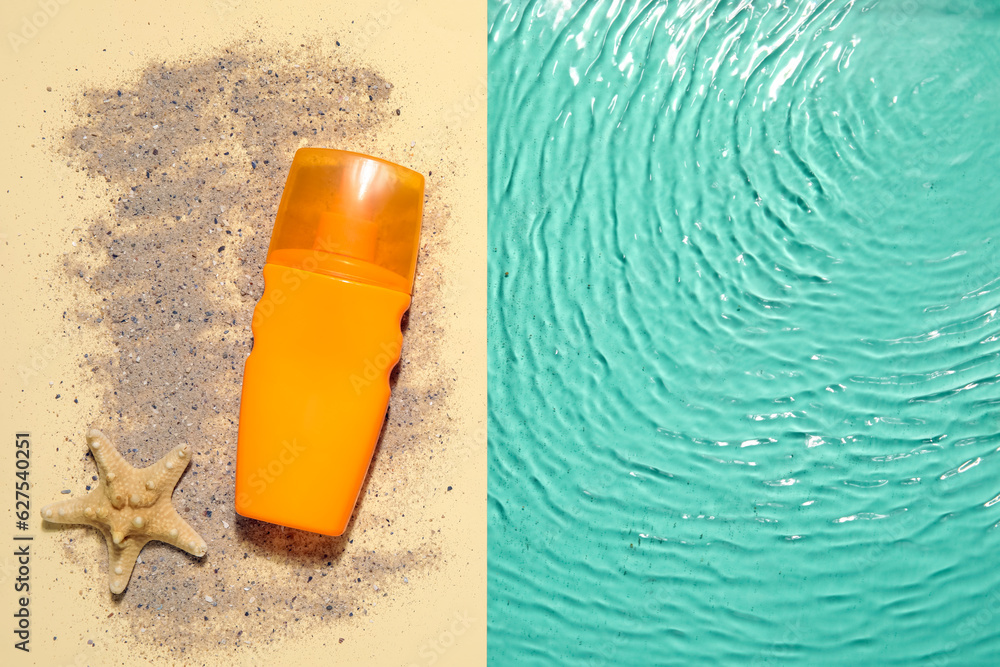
xmin=54 ymin=41 xmax=454 ymax=655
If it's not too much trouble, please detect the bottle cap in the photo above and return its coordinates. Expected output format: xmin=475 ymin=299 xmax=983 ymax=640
xmin=267 ymin=148 xmax=425 ymax=293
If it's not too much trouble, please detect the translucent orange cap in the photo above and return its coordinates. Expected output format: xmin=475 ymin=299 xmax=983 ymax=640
xmin=266 ymin=148 xmax=425 ymax=294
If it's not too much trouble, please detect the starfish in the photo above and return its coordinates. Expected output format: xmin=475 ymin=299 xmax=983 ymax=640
xmin=40 ymin=428 xmax=208 ymax=594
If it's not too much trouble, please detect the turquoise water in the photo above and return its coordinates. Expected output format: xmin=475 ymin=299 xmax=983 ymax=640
xmin=487 ymin=0 xmax=1000 ymax=663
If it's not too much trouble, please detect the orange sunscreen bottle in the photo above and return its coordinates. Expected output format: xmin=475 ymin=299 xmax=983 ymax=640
xmin=235 ymin=148 xmax=424 ymax=536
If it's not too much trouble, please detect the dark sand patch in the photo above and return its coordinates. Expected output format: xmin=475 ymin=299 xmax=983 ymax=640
xmin=53 ymin=40 xmax=452 ymax=656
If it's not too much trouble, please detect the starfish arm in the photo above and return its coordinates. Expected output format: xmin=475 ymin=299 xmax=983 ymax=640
xmin=105 ymin=532 xmax=149 ymax=595
xmin=40 ymin=494 xmax=93 ymax=524
xmin=86 ymin=429 xmax=133 ymax=483
xmin=152 ymin=506 xmax=207 ymax=557
xmin=145 ymin=444 xmax=194 ymax=495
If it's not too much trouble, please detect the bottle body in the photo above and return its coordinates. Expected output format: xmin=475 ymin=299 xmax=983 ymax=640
xmin=235 ymin=262 xmax=410 ymax=536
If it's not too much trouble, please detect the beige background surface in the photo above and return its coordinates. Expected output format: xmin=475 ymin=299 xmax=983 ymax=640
xmin=0 ymin=0 xmax=484 ymax=664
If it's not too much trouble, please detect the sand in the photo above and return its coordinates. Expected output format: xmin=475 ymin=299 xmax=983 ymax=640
xmin=57 ymin=41 xmax=455 ymax=653
xmin=0 ymin=1 xmax=484 ymax=664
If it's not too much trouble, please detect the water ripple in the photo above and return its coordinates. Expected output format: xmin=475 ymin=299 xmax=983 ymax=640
xmin=489 ymin=0 xmax=1000 ymax=663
